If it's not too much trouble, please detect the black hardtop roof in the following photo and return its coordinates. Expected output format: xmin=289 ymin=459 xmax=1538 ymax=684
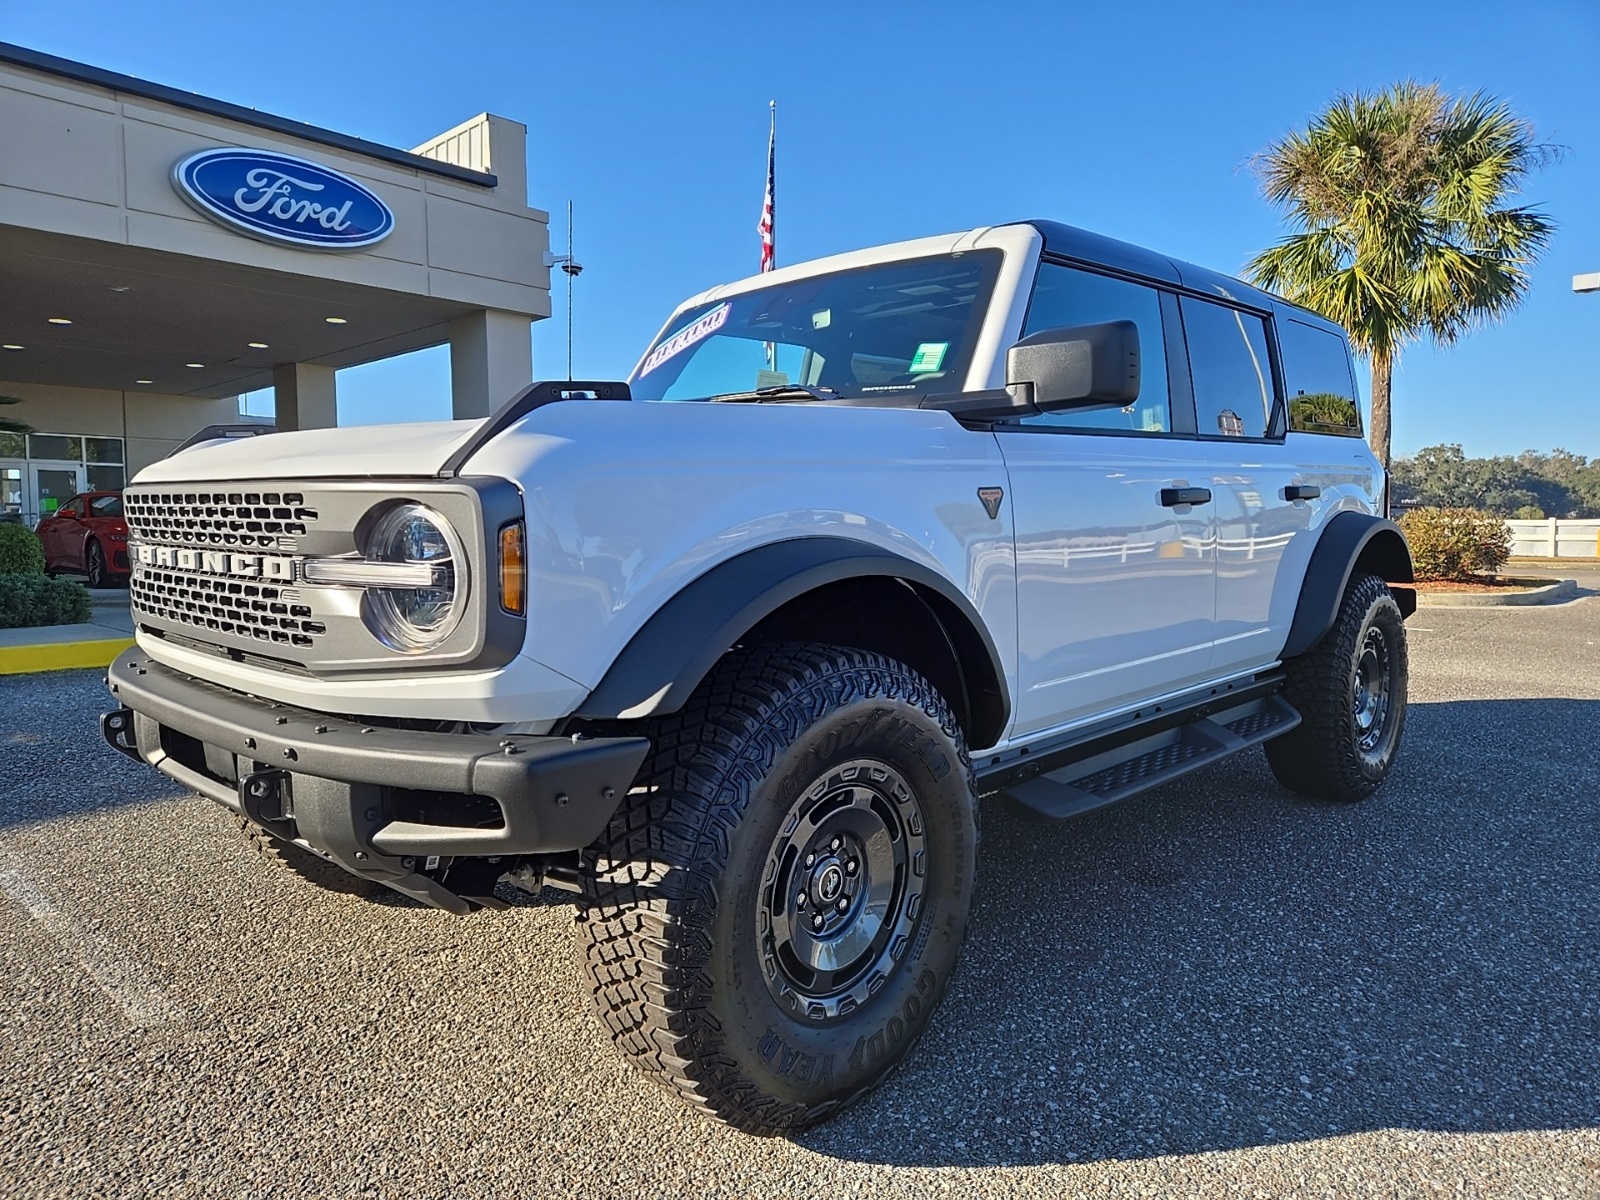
xmin=1015 ymin=219 xmax=1346 ymax=340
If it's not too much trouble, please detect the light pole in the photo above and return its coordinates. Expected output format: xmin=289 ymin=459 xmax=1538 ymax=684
xmin=1575 ymin=272 xmax=1600 ymax=294
xmin=543 ymin=200 xmax=583 ymax=380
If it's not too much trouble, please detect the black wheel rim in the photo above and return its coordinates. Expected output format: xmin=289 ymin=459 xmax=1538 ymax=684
xmin=758 ymin=759 xmax=927 ymax=1023
xmin=88 ymin=543 xmax=104 ymax=585
xmin=1352 ymin=626 xmax=1392 ymax=754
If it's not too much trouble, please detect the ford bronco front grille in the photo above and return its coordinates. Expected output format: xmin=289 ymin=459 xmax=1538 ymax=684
xmin=120 ymin=477 xmax=509 ymax=677
xmin=122 ymin=489 xmax=319 ymax=552
xmin=125 ymin=484 xmax=334 ymax=664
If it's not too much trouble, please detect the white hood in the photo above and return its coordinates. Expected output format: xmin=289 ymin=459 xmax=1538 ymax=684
xmin=133 ymin=420 xmax=483 ymax=483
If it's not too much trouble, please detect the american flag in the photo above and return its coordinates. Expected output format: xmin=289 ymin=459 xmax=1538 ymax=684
xmin=758 ymin=104 xmax=775 ymax=273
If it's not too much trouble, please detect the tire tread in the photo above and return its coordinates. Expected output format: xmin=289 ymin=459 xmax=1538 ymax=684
xmin=574 ymin=642 xmax=975 ymax=1133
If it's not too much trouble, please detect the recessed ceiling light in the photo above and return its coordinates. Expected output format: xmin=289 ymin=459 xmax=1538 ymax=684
xmin=247 ymin=341 xmax=269 ymax=349
xmin=108 ymin=286 xmax=134 ymax=293
xmin=185 ymin=362 xmax=205 ymax=368
xmin=135 ymin=379 xmax=154 ymax=385
xmin=1 ymin=344 xmax=22 ymax=351
xmin=324 ymin=316 xmax=348 ymax=324
xmin=47 ymin=317 xmax=73 ymax=325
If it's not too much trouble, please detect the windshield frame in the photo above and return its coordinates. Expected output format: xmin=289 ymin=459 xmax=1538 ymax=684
xmin=628 ymin=250 xmax=1006 ymax=404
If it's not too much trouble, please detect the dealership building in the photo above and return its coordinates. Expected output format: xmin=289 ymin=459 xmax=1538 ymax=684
xmin=0 ymin=41 xmax=551 ymax=524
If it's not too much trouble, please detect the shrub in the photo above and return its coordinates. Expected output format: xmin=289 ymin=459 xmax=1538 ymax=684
xmin=0 ymin=574 xmax=92 ymax=628
xmin=1398 ymin=507 xmax=1513 ymax=582
xmin=0 ymin=522 xmax=44 ymax=575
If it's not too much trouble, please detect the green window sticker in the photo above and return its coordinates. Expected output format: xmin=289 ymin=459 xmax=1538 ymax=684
xmin=909 ymin=342 xmax=948 ymax=374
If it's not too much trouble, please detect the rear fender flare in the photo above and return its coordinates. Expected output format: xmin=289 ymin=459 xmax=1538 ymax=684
xmin=1282 ymin=512 xmax=1415 ymax=660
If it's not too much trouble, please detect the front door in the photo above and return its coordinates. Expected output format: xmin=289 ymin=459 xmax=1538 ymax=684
xmin=30 ymin=464 xmax=82 ymax=526
xmin=995 ymin=262 xmax=1216 ymax=740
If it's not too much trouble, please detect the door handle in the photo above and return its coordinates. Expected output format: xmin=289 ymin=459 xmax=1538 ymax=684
xmin=1159 ymin=486 xmax=1212 ymax=508
xmin=1284 ymin=484 xmax=1322 ymax=502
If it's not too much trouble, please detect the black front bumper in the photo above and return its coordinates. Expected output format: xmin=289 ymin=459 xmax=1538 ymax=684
xmin=103 ymin=647 xmax=648 ymax=910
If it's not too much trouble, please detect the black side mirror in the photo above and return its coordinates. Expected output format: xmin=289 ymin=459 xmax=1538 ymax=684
xmin=1006 ymin=320 xmax=1140 ymax=412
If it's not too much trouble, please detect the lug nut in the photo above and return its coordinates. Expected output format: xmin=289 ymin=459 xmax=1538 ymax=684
xmin=796 ymin=893 xmax=806 ymax=908
xmin=804 ymin=854 xmax=815 ymax=868
xmin=836 ymin=898 xmax=848 ymax=913
xmin=811 ymin=914 xmax=824 ymax=931
xmin=845 ymin=859 xmax=858 ymax=874
xmin=829 ymin=837 xmax=841 ymax=851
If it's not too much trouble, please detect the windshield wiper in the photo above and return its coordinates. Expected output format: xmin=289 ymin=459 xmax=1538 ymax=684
xmin=707 ymin=384 xmax=839 ymax=404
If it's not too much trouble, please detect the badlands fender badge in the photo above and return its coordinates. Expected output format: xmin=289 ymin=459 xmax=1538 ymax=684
xmin=978 ymin=487 xmax=1004 ymax=520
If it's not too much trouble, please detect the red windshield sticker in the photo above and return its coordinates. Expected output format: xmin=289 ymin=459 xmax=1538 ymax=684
xmin=639 ymin=303 xmax=731 ymax=377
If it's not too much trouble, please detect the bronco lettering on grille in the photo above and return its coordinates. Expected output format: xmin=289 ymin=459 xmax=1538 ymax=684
xmin=134 ymin=544 xmax=297 ymax=582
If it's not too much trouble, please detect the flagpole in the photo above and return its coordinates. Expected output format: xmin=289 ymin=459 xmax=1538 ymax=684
xmin=768 ymin=99 xmax=776 ymax=272
xmin=762 ymin=100 xmax=777 ymax=373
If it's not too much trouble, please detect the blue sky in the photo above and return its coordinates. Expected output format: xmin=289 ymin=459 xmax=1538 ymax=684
xmin=7 ymin=0 xmax=1597 ymax=458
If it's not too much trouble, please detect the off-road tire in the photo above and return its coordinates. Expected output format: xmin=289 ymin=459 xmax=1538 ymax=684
xmin=235 ymin=817 xmax=385 ymax=898
xmin=1266 ymin=572 xmax=1407 ymax=802
xmin=575 ymin=643 xmax=979 ymax=1134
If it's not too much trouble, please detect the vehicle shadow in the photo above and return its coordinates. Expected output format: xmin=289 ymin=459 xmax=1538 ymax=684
xmin=799 ymin=697 xmax=1600 ymax=1166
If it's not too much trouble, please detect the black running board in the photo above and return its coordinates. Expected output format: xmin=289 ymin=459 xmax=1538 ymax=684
xmin=1001 ymin=694 xmax=1300 ymax=821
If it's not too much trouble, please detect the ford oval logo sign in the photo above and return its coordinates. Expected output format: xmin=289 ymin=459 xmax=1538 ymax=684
xmin=172 ymin=148 xmax=395 ymax=251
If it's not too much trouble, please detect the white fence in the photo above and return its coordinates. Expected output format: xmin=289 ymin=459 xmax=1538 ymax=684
xmin=1506 ymin=518 xmax=1600 ymax=558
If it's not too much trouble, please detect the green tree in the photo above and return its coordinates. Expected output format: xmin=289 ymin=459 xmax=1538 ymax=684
xmin=1392 ymin=443 xmax=1600 ymax=518
xmin=1246 ymin=83 xmax=1557 ymax=469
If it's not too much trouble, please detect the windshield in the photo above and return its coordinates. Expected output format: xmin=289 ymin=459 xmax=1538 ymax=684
xmin=629 ymin=251 xmax=1002 ymax=402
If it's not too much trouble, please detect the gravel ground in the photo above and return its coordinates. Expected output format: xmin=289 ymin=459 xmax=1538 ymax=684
xmin=2 ymin=587 xmax=1599 ymax=1199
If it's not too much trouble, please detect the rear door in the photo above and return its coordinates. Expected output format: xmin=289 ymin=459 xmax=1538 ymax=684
xmin=1174 ymin=295 xmax=1303 ymax=677
xmin=994 ymin=262 xmax=1217 ymax=739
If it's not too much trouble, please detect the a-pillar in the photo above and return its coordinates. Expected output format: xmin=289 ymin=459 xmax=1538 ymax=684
xmin=272 ymin=362 xmax=338 ymax=431
xmin=450 ymin=310 xmax=532 ymax=419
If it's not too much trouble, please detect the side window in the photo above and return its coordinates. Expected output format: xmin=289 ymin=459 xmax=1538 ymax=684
xmin=57 ymin=498 xmax=85 ymax=518
xmin=1180 ymin=297 xmax=1275 ymax=439
xmin=89 ymin=495 xmax=124 ymax=519
xmin=1017 ymin=263 xmax=1171 ymax=433
xmin=1279 ymin=319 xmax=1363 ymax=437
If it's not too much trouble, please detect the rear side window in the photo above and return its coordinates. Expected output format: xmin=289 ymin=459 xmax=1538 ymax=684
xmin=1018 ymin=263 xmax=1172 ymax=433
xmin=1280 ymin=319 xmax=1363 ymax=437
xmin=1180 ymin=297 xmax=1275 ymax=439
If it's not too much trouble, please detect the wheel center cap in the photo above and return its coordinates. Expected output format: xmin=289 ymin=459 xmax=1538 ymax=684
xmin=815 ymin=862 xmax=845 ymax=903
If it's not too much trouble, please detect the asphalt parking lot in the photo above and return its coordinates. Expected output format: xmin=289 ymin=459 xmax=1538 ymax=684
xmin=4 ymin=580 xmax=1600 ymax=1198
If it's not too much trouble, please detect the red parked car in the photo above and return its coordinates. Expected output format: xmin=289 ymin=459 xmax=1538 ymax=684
xmin=37 ymin=491 xmax=129 ymax=588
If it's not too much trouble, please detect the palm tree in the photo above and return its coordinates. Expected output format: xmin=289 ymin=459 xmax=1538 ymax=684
xmin=1246 ymin=83 xmax=1557 ymax=470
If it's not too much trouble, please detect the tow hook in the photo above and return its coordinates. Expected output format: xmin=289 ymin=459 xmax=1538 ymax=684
xmin=101 ymin=708 xmax=139 ymax=760
xmin=239 ymin=768 xmax=294 ymax=828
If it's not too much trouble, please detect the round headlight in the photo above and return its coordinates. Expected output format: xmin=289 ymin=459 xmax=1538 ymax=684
xmin=361 ymin=503 xmax=467 ymax=652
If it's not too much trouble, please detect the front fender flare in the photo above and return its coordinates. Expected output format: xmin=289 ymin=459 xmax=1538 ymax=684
xmin=573 ymin=537 xmax=1009 ymax=744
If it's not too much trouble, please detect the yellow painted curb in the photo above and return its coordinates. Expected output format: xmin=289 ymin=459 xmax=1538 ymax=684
xmin=0 ymin=637 xmax=135 ymax=675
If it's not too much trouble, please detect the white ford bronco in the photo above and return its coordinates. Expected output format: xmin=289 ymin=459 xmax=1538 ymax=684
xmin=103 ymin=220 xmax=1413 ymax=1133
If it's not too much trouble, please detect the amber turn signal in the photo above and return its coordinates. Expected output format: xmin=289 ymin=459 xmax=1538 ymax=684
xmin=499 ymin=521 xmax=526 ymax=616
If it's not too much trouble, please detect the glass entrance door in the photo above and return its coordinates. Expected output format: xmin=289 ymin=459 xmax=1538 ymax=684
xmin=0 ymin=463 xmax=23 ymax=524
xmin=30 ymin=463 xmax=83 ymax=526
